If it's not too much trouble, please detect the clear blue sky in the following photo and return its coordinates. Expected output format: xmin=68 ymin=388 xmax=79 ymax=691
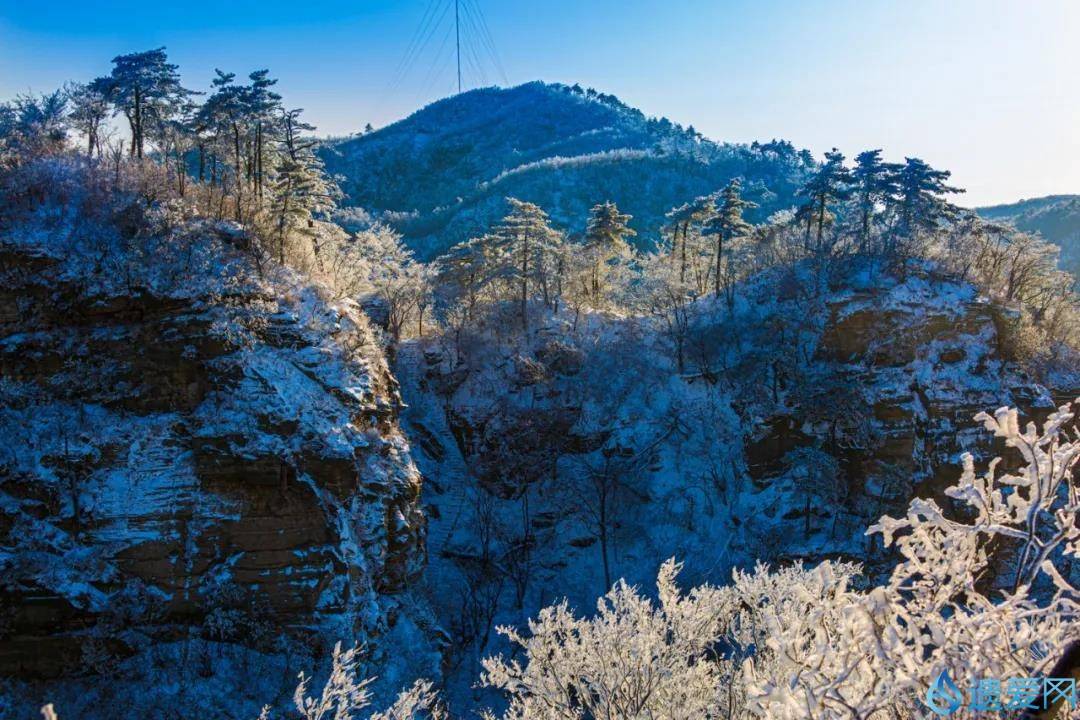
xmin=1 ymin=0 xmax=1077 ymax=206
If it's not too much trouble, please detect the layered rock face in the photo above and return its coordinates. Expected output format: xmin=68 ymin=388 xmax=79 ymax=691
xmin=0 ymin=230 xmax=426 ymax=679
xmin=748 ymin=274 xmax=1053 ymax=529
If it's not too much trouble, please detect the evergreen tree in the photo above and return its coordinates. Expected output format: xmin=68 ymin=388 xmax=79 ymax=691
xmin=490 ymin=198 xmax=563 ymax=331
xmin=96 ymin=47 xmax=191 ymax=159
xmin=850 ymin=149 xmax=900 ymax=254
xmin=702 ymin=179 xmax=756 ymax=300
xmin=665 ymin=193 xmax=718 ymax=295
xmin=198 ymin=70 xmax=248 ymax=219
xmin=797 ymin=148 xmax=852 ymax=254
xmin=892 ymin=156 xmax=964 ymax=238
xmin=664 ymin=201 xmax=695 ymax=283
xmin=244 ymin=70 xmax=283 ymax=200
xmin=583 ymin=201 xmax=635 ymax=305
xmin=439 ymin=235 xmax=495 ymax=321
xmin=271 ymin=107 xmax=340 ymax=264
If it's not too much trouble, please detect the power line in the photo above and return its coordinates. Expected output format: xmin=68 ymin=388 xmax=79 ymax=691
xmin=387 ymin=0 xmax=506 ymax=101
xmin=463 ymin=0 xmax=508 ymax=85
xmin=384 ymin=0 xmax=443 ymax=97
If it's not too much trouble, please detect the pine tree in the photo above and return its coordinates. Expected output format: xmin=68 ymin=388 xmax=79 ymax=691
xmin=850 ymin=149 xmax=900 ymax=254
xmin=438 ymin=235 xmax=495 ymax=321
xmin=664 ymin=201 xmax=695 ymax=283
xmin=702 ymin=179 xmax=756 ymax=301
xmin=490 ymin=198 xmax=563 ymax=332
xmin=198 ymin=70 xmax=248 ymax=219
xmin=244 ymin=70 xmax=283 ymax=200
xmin=665 ymin=193 xmax=718 ymax=293
xmin=583 ymin=201 xmax=635 ymax=305
xmin=892 ymin=157 xmax=964 ymax=239
xmin=96 ymin=47 xmax=191 ymax=159
xmin=271 ymin=107 xmax=340 ymax=264
xmin=797 ymin=148 xmax=852 ymax=254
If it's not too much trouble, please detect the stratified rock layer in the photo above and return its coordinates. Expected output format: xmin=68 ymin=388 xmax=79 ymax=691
xmin=0 ymin=235 xmax=425 ymax=677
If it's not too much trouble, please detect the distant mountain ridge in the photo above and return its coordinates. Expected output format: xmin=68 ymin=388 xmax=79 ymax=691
xmin=320 ymin=81 xmax=815 ymax=258
xmin=976 ymin=194 xmax=1080 ymax=275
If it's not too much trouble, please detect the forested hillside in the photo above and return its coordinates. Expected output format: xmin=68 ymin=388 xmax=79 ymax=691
xmin=2 ymin=47 xmax=1079 ymax=720
xmin=978 ymin=194 xmax=1080 ymax=277
xmin=319 ymin=82 xmax=815 ymax=258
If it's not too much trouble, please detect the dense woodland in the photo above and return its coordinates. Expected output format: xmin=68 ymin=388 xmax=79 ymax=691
xmin=2 ymin=48 xmax=1080 ymax=720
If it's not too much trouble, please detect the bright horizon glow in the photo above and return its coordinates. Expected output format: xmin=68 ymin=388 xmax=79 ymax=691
xmin=1 ymin=0 xmax=1077 ymax=207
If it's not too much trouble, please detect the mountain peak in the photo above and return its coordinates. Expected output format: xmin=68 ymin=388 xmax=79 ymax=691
xmin=321 ymin=83 xmax=814 ymax=258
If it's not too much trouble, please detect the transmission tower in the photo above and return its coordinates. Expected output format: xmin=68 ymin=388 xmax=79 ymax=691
xmin=385 ymin=0 xmax=508 ymax=99
xmin=455 ymin=0 xmax=462 ymax=94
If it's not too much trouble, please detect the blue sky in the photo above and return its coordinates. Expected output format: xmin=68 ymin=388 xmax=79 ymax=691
xmin=1 ymin=0 xmax=1077 ymax=206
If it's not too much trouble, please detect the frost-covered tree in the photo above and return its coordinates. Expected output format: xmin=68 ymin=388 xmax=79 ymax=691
xmin=850 ymin=149 xmax=899 ymax=254
xmin=890 ymin=156 xmax=964 ymax=249
xmin=481 ymin=404 xmax=1080 ymax=720
xmin=195 ymin=69 xmax=285 ymax=223
xmin=749 ymin=403 xmax=1080 ymax=719
xmin=479 ymin=559 xmax=866 ymax=720
xmin=479 ymin=559 xmax=736 ymax=720
xmin=582 ymin=201 xmax=635 ymax=306
xmin=270 ymin=107 xmax=340 ymax=264
xmin=637 ymin=251 xmax=697 ymax=373
xmin=487 ymin=198 xmax=564 ymax=331
xmin=664 ymin=193 xmax=719 ymax=295
xmin=95 ymin=48 xmax=191 ymax=159
xmin=798 ymin=149 xmax=851 ymax=255
xmin=245 ymin=69 xmax=283 ymax=200
xmin=322 ymin=224 xmax=430 ymax=343
xmin=0 ymin=91 xmax=68 ymax=166
xmin=702 ymin=178 xmax=756 ymax=302
xmin=782 ymin=447 xmax=842 ymax=538
xmin=65 ymin=81 xmax=110 ymax=158
xmin=438 ymin=235 xmax=496 ymax=322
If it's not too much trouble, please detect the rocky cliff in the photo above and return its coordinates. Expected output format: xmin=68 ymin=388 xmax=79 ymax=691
xmin=394 ymin=264 xmax=1060 ymax=705
xmin=747 ymin=273 xmax=1054 ymax=545
xmin=0 ymin=213 xmax=435 ymax=713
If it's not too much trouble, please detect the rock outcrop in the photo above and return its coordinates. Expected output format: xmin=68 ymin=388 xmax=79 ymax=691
xmin=0 ymin=226 xmax=427 ymax=680
xmin=747 ymin=272 xmax=1054 ymax=543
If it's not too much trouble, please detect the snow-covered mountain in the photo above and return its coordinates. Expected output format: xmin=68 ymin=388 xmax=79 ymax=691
xmin=320 ymin=82 xmax=815 ymax=258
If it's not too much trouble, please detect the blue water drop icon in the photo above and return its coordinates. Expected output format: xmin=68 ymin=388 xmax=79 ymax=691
xmin=925 ymin=669 xmax=965 ymax=716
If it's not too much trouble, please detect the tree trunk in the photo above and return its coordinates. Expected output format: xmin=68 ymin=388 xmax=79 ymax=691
xmin=680 ymin=221 xmax=688 ymax=283
xmin=816 ymin=196 xmax=826 ymax=254
xmin=234 ymin=124 xmax=243 ymax=223
xmin=714 ymin=231 xmax=723 ymax=299
xmin=860 ymin=201 xmax=871 ymax=254
xmin=255 ymin=122 xmax=262 ymax=198
xmin=134 ymin=86 xmax=143 ymax=159
xmin=521 ymin=231 xmax=529 ymax=332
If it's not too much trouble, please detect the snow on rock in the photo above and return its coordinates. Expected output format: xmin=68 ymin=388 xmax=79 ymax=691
xmin=0 ymin=217 xmax=435 ymax=710
xmin=394 ymin=264 xmax=1057 ymax=708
